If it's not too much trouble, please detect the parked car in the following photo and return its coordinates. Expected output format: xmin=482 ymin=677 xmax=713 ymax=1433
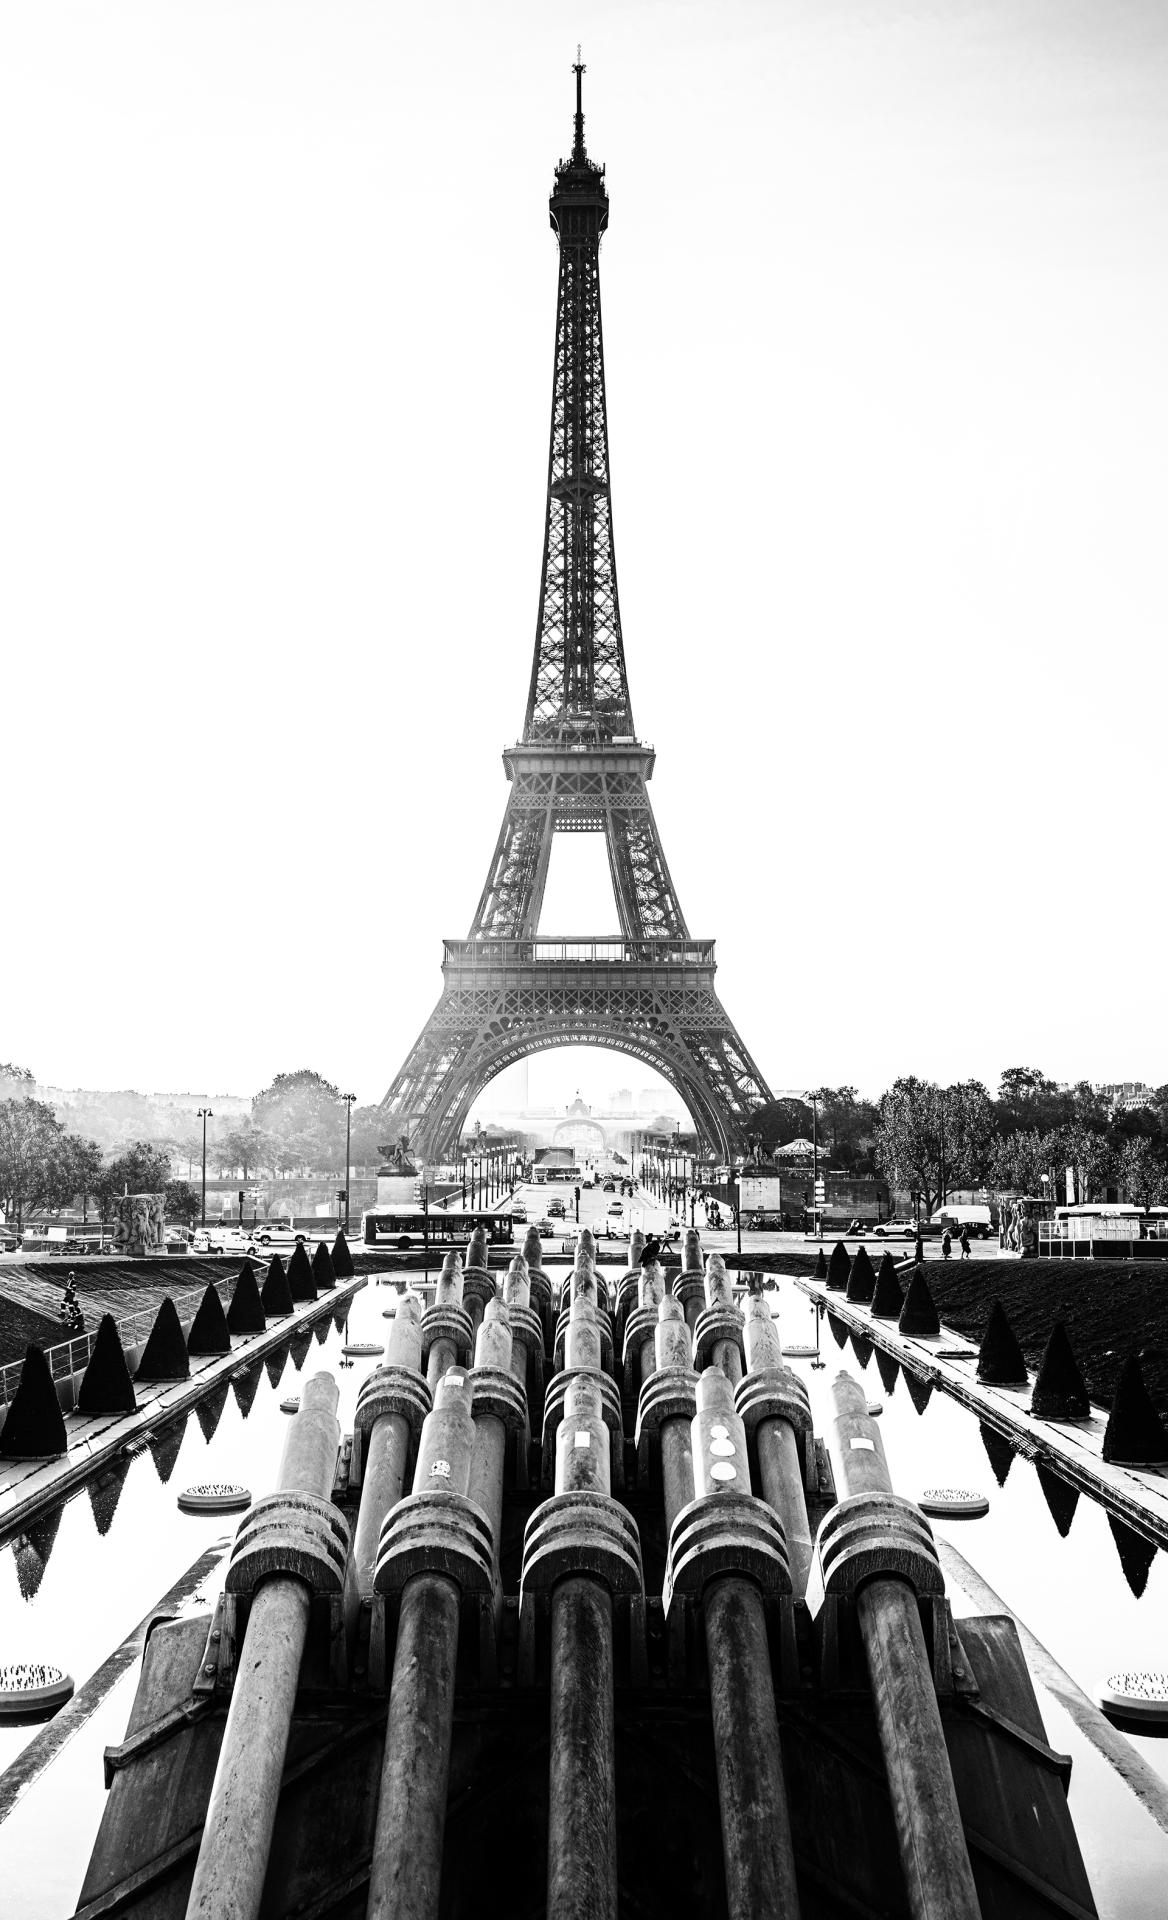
xmin=0 ymin=1225 xmax=20 ymax=1252
xmin=536 ymin=1217 xmax=555 ymax=1238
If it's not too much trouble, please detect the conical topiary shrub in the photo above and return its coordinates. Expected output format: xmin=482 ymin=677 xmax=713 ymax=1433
xmin=1102 ymin=1354 xmax=1168 ymax=1466
xmin=1030 ymin=1321 xmax=1090 ymax=1420
xmin=979 ymin=1421 xmax=1016 ymax=1487
xmin=135 ymin=1298 xmax=191 ymax=1382
xmin=826 ymin=1242 xmax=850 ymax=1292
xmin=898 ymin=1268 xmax=940 ymax=1337
xmin=875 ymin=1347 xmax=900 ymax=1395
xmin=227 ymin=1262 xmax=266 ymax=1334
xmin=78 ymin=1314 xmax=137 ymax=1416
xmin=977 ymin=1299 xmax=1028 ymax=1387
xmin=332 ymin=1229 xmax=355 ymax=1279
xmin=870 ymin=1253 xmax=904 ymax=1319
xmin=813 ymin=1248 xmax=828 ymax=1281
xmin=311 ymin=1241 xmax=335 ymax=1291
xmin=261 ymin=1254 xmax=294 ymax=1318
xmin=0 ymin=1346 xmax=68 ymax=1458
xmin=827 ymin=1309 xmax=849 ymax=1349
xmin=287 ymin=1241 xmax=317 ymax=1302
xmin=1108 ymin=1513 xmax=1158 ymax=1599
xmin=186 ymin=1282 xmax=231 ymax=1356
xmin=845 ymin=1245 xmax=876 ymax=1304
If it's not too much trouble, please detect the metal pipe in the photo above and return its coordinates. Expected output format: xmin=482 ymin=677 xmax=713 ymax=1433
xmin=186 ymin=1373 xmax=340 ymax=1920
xmin=704 ymin=1575 xmax=801 ymax=1920
xmin=426 ymin=1338 xmax=457 ymax=1388
xmin=857 ymin=1579 xmax=982 ymax=1920
xmin=366 ymin=1573 xmax=462 ymax=1920
xmin=712 ymin=1338 xmax=742 ymax=1384
xmin=547 ymin=1576 xmax=618 ymax=1920
xmin=827 ymin=1374 xmax=981 ymax=1920
xmin=351 ymin=1411 xmax=412 ymax=1597
xmin=754 ymin=1417 xmax=813 ymax=1595
xmin=466 ymin=1412 xmax=507 ymax=1564
xmin=660 ymin=1418 xmax=694 ymax=1532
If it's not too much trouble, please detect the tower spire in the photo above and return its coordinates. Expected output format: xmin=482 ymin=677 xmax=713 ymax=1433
xmin=573 ymin=47 xmax=586 ymax=162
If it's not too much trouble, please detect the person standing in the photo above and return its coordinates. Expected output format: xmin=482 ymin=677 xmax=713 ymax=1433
xmin=941 ymin=1228 xmax=952 ymax=1261
xmin=959 ymin=1225 xmax=971 ymax=1259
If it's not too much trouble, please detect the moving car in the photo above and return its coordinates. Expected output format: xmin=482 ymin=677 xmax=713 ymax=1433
xmin=872 ymin=1220 xmax=916 ymax=1239
xmin=547 ymin=1197 xmax=566 ymax=1218
xmin=607 ymin=1200 xmax=623 ymax=1217
xmin=536 ymin=1217 xmax=555 ymax=1238
xmin=511 ymin=1203 xmax=528 ymax=1223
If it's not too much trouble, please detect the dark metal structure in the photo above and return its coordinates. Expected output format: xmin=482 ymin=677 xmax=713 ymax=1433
xmin=381 ymin=65 xmax=772 ymax=1162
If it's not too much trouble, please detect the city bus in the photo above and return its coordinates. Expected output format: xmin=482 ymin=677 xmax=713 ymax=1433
xmin=362 ymin=1209 xmax=516 ymax=1251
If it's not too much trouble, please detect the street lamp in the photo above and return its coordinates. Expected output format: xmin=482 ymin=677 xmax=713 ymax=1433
xmin=342 ymin=1094 xmax=356 ymax=1232
xmin=196 ymin=1108 xmax=212 ymax=1227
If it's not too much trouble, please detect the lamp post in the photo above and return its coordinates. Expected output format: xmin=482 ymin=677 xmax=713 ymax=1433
xmin=342 ymin=1094 xmax=356 ymax=1233
xmin=197 ymin=1107 xmax=212 ymax=1227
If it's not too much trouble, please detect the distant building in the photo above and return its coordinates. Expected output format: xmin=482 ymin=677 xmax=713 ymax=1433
xmin=1092 ymin=1082 xmax=1157 ymax=1114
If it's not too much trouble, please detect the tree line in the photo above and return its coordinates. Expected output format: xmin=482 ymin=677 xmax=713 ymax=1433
xmin=757 ymin=1068 xmax=1168 ymax=1215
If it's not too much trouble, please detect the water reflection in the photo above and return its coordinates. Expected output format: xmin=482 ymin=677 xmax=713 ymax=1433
xmin=264 ymin=1343 xmax=290 ymax=1389
xmin=230 ymin=1362 xmax=263 ymax=1420
xmin=86 ymin=1456 xmax=131 ymax=1537
xmin=827 ymin=1310 xmax=849 ymax=1349
xmin=1108 ymin=1514 xmax=1158 ymax=1599
xmin=10 ymin=1509 xmax=63 ymax=1602
xmin=313 ymin=1316 xmax=329 ymax=1346
xmin=288 ymin=1329 xmax=313 ymax=1371
xmin=1036 ymin=1462 xmax=1080 ymax=1538
xmin=902 ymin=1371 xmax=934 ymax=1415
xmin=148 ymin=1412 xmax=188 ymax=1484
xmin=875 ymin=1349 xmax=900 ymax=1396
xmin=194 ymin=1378 xmax=230 ymax=1444
xmin=849 ymin=1331 xmax=873 ymax=1369
xmin=978 ymin=1421 xmax=1017 ymax=1487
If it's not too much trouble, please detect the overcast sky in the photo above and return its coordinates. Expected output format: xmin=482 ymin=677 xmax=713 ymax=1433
xmin=4 ymin=1 xmax=1167 ymax=1116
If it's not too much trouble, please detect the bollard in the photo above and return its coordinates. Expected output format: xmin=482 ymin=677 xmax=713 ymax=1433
xmin=522 ymin=1373 xmax=644 ymax=1920
xmin=819 ymin=1374 xmax=981 ymax=1920
xmin=186 ymin=1373 xmax=346 ymax=1920
xmin=634 ymin=1296 xmax=698 ymax=1528
xmin=735 ymin=1294 xmax=815 ymax=1594
xmin=368 ymin=1370 xmax=494 ymax=1920
xmin=350 ymin=1295 xmax=431 ymax=1598
xmin=664 ymin=1369 xmax=800 ymax=1920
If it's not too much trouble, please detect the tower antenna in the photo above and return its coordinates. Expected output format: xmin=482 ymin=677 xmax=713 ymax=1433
xmin=572 ymin=45 xmax=586 ymax=162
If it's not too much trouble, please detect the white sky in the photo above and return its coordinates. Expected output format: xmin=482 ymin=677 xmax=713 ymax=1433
xmin=4 ymin=1 xmax=1167 ymax=1114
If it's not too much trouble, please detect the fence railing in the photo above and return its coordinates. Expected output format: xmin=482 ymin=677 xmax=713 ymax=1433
xmin=444 ymin=938 xmax=716 ymax=968
xmin=0 ymin=1285 xmax=208 ymax=1408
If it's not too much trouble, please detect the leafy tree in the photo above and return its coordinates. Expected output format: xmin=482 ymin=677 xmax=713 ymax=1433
xmin=1056 ymin=1120 xmax=1114 ymax=1206
xmin=164 ymin=1179 xmax=200 ymax=1226
xmin=59 ymin=1135 xmax=105 ymax=1219
xmin=0 ymin=1098 xmax=64 ymax=1226
xmin=754 ymin=1097 xmax=813 ymax=1153
xmin=252 ymin=1071 xmax=343 ymax=1173
xmin=219 ymin=1125 xmax=273 ymax=1180
xmin=873 ymin=1077 xmax=995 ymax=1215
xmin=91 ymin=1140 xmax=176 ymax=1219
xmin=0 ymin=1063 xmax=34 ymax=1099
xmin=988 ymin=1127 xmax=1060 ymax=1198
xmin=1120 ymin=1137 xmax=1168 ymax=1215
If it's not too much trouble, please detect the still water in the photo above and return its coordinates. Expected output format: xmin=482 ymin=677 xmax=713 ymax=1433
xmin=0 ymin=1271 xmax=1165 ymax=1916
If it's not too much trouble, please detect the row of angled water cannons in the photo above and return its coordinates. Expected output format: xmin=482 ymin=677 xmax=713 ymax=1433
xmin=0 ymin=1235 xmax=356 ymax=1461
xmin=817 ymin=1238 xmax=1168 ymax=1467
xmin=185 ymin=1223 xmax=987 ymax=1920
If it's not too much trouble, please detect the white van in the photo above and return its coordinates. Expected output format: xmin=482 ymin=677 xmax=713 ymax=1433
xmin=929 ymin=1204 xmax=993 ymax=1239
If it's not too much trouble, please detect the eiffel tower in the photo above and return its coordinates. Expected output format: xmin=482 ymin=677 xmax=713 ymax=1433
xmin=381 ymin=62 xmax=772 ymax=1162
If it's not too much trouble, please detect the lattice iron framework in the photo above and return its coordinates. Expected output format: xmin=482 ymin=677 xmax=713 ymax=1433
xmin=381 ymin=64 xmax=773 ymax=1161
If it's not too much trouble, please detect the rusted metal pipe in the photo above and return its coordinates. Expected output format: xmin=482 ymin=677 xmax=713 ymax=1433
xmin=754 ymin=1418 xmax=813 ymax=1593
xmin=548 ymin=1576 xmax=618 ymax=1920
xmin=705 ymin=1575 xmax=801 ymax=1920
xmin=185 ymin=1372 xmax=340 ymax=1920
xmin=660 ymin=1419 xmax=694 ymax=1531
xmin=366 ymin=1573 xmax=461 ymax=1920
xmin=826 ymin=1373 xmax=982 ymax=1920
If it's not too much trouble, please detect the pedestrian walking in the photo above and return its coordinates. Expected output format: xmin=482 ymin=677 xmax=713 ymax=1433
xmin=959 ymin=1225 xmax=971 ymax=1259
xmin=941 ymin=1228 xmax=952 ymax=1261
